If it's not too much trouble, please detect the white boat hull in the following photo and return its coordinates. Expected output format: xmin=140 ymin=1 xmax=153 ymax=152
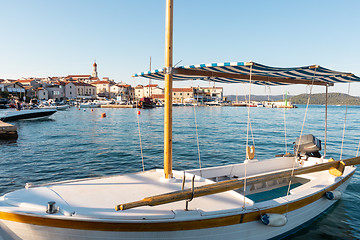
xmin=0 ymin=158 xmax=355 ymax=240
xmin=0 ymin=109 xmax=57 ymax=122
xmin=79 ymin=103 xmax=100 ymax=108
xmin=0 ymin=176 xmax=352 ymax=240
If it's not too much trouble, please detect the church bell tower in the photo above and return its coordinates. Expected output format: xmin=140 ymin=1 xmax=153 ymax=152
xmin=92 ymin=61 xmax=98 ymax=78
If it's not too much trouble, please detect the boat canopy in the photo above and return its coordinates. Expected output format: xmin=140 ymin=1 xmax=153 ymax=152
xmin=133 ymin=61 xmax=360 ymax=86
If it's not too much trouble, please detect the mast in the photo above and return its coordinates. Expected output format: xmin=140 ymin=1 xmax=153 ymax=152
xmin=149 ymin=56 xmax=152 ymax=98
xmin=164 ymin=0 xmax=173 ymax=179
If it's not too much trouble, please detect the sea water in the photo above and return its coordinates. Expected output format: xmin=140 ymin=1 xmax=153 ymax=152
xmin=1 ymin=105 xmax=359 ymax=239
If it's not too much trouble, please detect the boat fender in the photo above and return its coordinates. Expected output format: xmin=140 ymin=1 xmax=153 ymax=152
xmin=246 ymin=145 xmax=255 ymax=160
xmin=326 ymin=191 xmax=342 ymax=200
xmin=261 ymin=213 xmax=287 ymax=227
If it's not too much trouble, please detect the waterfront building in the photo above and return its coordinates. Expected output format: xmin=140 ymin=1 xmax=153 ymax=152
xmin=16 ymin=79 xmax=36 ymax=86
xmin=23 ymin=86 xmax=36 ymax=99
xmin=36 ymin=87 xmax=49 ymax=100
xmin=1 ymin=79 xmax=18 ymax=84
xmin=134 ymin=85 xmax=144 ymax=100
xmin=144 ymin=84 xmax=164 ymax=98
xmin=1 ymin=82 xmax=25 ymax=98
xmin=110 ymin=83 xmax=134 ymax=101
xmin=91 ymin=80 xmax=112 ymax=98
xmin=65 ymin=82 xmax=96 ymax=99
xmin=151 ymin=94 xmax=165 ymax=103
xmin=46 ymin=77 xmax=63 ymax=84
xmin=193 ymin=86 xmax=223 ymax=103
xmin=173 ymin=88 xmax=194 ymax=103
xmin=46 ymin=82 xmax=66 ymax=101
xmin=135 ymin=84 xmax=164 ymax=100
xmin=65 ymin=75 xmax=92 ymax=82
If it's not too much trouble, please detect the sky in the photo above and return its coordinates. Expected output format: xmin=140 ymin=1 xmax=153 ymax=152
xmin=1 ymin=0 xmax=360 ymax=96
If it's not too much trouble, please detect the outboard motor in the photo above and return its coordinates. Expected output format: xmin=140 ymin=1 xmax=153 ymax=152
xmin=294 ymin=134 xmax=321 ymax=158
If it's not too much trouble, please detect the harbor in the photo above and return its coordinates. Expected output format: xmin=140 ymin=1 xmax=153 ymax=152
xmin=1 ymin=0 xmax=360 ymax=239
xmin=1 ymin=105 xmax=360 ymax=239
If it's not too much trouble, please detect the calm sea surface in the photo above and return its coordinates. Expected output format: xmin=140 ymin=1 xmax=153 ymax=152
xmin=1 ymin=105 xmax=360 ymax=239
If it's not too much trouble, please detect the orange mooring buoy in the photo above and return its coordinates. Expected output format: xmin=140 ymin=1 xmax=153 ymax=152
xmin=137 ymin=111 xmax=141 ymax=115
xmin=101 ymin=113 xmax=106 ymax=118
xmin=91 ymin=108 xmax=94 ymax=112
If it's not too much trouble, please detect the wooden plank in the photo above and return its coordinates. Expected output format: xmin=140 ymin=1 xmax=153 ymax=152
xmin=116 ymin=156 xmax=360 ymax=211
xmin=173 ymin=68 xmax=333 ymax=86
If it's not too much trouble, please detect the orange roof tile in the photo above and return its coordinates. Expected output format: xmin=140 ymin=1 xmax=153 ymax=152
xmin=67 ymin=82 xmax=95 ymax=87
xmin=173 ymin=88 xmax=193 ymax=92
xmin=66 ymin=75 xmax=91 ymax=79
xmin=91 ymin=81 xmax=110 ymax=84
xmin=17 ymin=79 xmax=34 ymax=83
xmin=151 ymin=94 xmax=165 ymax=99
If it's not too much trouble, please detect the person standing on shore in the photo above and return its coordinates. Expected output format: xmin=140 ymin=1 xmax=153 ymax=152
xmin=15 ymin=100 xmax=21 ymax=111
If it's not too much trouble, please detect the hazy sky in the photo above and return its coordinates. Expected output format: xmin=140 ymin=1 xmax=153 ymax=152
xmin=1 ymin=0 xmax=359 ymax=96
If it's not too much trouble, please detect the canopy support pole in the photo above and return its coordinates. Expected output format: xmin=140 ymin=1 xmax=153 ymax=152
xmin=324 ymin=85 xmax=328 ymax=157
xmin=164 ymin=0 xmax=173 ymax=179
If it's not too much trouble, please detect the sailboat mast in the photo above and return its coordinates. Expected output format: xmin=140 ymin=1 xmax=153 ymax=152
xmin=149 ymin=56 xmax=152 ymax=98
xmin=164 ymin=0 xmax=173 ymax=179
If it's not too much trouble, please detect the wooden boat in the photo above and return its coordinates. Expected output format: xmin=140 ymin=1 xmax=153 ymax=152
xmin=137 ymin=97 xmax=157 ymax=109
xmin=1 ymin=1 xmax=360 ymax=239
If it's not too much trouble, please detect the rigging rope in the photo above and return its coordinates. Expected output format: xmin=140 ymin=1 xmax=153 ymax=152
xmin=243 ymin=64 xmax=253 ymax=209
xmin=283 ymin=90 xmax=288 ymax=153
xmin=191 ymin=79 xmax=202 ymax=175
xmin=340 ymin=82 xmax=351 ymax=160
xmin=193 ymin=100 xmax=202 ymax=175
xmin=285 ymin=67 xmax=317 ymax=215
xmin=136 ymin=108 xmax=145 ymax=171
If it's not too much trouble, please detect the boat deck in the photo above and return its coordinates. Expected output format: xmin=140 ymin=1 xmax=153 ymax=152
xmin=0 ymin=170 xmax=251 ymax=221
xmin=0 ymin=160 xmax=355 ymax=223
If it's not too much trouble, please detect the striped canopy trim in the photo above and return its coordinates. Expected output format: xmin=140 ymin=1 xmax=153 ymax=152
xmin=133 ymin=62 xmax=360 ymax=86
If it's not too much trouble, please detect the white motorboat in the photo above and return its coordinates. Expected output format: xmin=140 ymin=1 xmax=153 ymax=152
xmin=0 ymin=108 xmax=57 ymax=122
xmin=54 ymin=104 xmax=70 ymax=110
xmin=79 ymin=101 xmax=101 ymax=108
xmin=1 ymin=1 xmax=360 ymax=240
xmin=93 ymin=99 xmax=113 ymax=105
xmin=39 ymin=103 xmax=70 ymax=111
